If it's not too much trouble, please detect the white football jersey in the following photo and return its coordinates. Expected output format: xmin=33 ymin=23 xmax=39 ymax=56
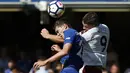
xmin=81 ymin=24 xmax=110 ymax=67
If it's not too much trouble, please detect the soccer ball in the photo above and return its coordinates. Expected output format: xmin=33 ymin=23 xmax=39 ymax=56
xmin=47 ymin=0 xmax=65 ymax=18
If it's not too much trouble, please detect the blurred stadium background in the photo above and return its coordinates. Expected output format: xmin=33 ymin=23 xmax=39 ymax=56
xmin=0 ymin=0 xmax=130 ymax=73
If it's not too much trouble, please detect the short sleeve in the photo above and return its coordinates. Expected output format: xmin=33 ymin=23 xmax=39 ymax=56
xmin=64 ymin=29 xmax=76 ymax=44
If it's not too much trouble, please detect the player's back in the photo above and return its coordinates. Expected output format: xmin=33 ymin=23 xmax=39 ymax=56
xmin=81 ymin=24 xmax=110 ymax=67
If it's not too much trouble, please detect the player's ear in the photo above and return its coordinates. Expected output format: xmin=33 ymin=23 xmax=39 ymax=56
xmin=63 ymin=24 xmax=67 ymax=29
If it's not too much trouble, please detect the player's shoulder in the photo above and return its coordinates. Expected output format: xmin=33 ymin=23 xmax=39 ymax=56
xmin=99 ymin=24 xmax=109 ymax=29
xmin=64 ymin=28 xmax=78 ymax=34
xmin=82 ymin=27 xmax=99 ymax=36
xmin=99 ymin=24 xmax=109 ymax=33
xmin=66 ymin=28 xmax=77 ymax=32
xmin=81 ymin=27 xmax=99 ymax=41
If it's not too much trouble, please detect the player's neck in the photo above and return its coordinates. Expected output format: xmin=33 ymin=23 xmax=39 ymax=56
xmin=64 ymin=27 xmax=69 ymax=31
xmin=88 ymin=25 xmax=95 ymax=30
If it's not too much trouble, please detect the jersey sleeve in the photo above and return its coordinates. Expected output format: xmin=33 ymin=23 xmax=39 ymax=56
xmin=64 ymin=29 xmax=76 ymax=44
xmin=60 ymin=55 xmax=69 ymax=64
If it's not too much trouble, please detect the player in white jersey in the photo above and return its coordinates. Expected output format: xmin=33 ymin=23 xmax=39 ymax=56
xmin=80 ymin=12 xmax=110 ymax=73
xmin=81 ymin=24 xmax=109 ymax=66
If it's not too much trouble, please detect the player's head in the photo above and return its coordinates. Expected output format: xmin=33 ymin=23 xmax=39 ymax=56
xmin=82 ymin=12 xmax=99 ymax=31
xmin=55 ymin=62 xmax=62 ymax=72
xmin=54 ymin=18 xmax=71 ymax=37
xmin=110 ymin=63 xmax=120 ymax=73
xmin=48 ymin=68 xmax=55 ymax=73
xmin=8 ymin=60 xmax=16 ymax=69
xmin=37 ymin=56 xmax=46 ymax=61
xmin=37 ymin=56 xmax=51 ymax=69
xmin=102 ymin=68 xmax=108 ymax=73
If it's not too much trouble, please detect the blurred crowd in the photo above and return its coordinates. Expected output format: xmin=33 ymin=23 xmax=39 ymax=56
xmin=0 ymin=43 xmax=129 ymax=73
xmin=0 ymin=46 xmax=62 ymax=73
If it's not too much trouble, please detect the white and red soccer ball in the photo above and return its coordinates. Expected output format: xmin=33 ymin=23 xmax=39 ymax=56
xmin=47 ymin=0 xmax=65 ymax=18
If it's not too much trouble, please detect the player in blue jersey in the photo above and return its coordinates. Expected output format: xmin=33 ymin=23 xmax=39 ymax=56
xmin=33 ymin=19 xmax=83 ymax=73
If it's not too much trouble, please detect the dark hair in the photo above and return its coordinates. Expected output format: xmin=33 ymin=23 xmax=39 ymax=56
xmin=102 ymin=67 xmax=107 ymax=71
xmin=8 ymin=59 xmax=16 ymax=64
xmin=56 ymin=62 xmax=62 ymax=66
xmin=53 ymin=18 xmax=71 ymax=30
xmin=37 ymin=56 xmax=47 ymax=61
xmin=111 ymin=62 xmax=119 ymax=68
xmin=82 ymin=12 xmax=99 ymax=26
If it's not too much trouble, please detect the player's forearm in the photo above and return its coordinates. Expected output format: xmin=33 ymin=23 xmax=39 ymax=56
xmin=46 ymin=50 xmax=67 ymax=63
xmin=48 ymin=34 xmax=64 ymax=43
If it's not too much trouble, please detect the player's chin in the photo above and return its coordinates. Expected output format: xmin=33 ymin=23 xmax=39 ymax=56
xmin=81 ymin=30 xmax=87 ymax=34
xmin=84 ymin=30 xmax=88 ymax=32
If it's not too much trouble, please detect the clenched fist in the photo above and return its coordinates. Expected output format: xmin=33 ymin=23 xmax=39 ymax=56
xmin=51 ymin=44 xmax=61 ymax=52
xmin=40 ymin=28 xmax=50 ymax=39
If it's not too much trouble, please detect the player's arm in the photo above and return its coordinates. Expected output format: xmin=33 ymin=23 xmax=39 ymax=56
xmin=33 ymin=29 xmax=75 ymax=69
xmin=46 ymin=43 xmax=72 ymax=62
xmin=41 ymin=28 xmax=64 ymax=43
xmin=47 ymin=34 xmax=64 ymax=43
xmin=33 ymin=43 xmax=72 ymax=69
xmin=46 ymin=30 xmax=75 ymax=62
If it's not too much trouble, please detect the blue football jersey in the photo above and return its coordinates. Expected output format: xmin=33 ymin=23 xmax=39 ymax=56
xmin=61 ymin=28 xmax=83 ymax=69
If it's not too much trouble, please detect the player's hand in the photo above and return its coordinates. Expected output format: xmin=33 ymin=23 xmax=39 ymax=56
xmin=33 ymin=60 xmax=48 ymax=70
xmin=51 ymin=44 xmax=61 ymax=52
xmin=40 ymin=28 xmax=50 ymax=39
